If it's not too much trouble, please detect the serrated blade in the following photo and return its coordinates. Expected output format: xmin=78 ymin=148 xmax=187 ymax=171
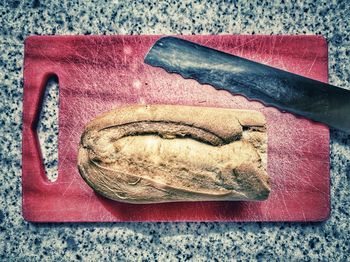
xmin=144 ymin=36 xmax=350 ymax=133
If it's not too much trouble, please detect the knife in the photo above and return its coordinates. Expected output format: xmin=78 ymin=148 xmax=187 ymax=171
xmin=144 ymin=36 xmax=350 ymax=133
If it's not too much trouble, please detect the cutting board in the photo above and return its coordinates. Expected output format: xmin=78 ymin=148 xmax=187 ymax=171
xmin=22 ymin=35 xmax=330 ymax=222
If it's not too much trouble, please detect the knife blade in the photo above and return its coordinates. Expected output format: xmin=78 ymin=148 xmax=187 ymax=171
xmin=144 ymin=36 xmax=350 ymax=133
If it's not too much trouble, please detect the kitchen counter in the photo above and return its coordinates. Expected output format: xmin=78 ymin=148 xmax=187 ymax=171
xmin=0 ymin=0 xmax=349 ymax=260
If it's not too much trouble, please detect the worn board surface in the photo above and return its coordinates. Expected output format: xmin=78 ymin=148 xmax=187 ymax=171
xmin=22 ymin=35 xmax=330 ymax=222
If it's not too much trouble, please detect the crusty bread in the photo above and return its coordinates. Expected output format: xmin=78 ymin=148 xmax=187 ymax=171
xmin=78 ymin=105 xmax=270 ymax=203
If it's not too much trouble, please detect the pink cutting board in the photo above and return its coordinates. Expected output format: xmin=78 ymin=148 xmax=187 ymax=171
xmin=22 ymin=35 xmax=330 ymax=222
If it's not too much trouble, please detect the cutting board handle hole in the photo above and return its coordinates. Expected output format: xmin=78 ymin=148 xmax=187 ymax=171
xmin=37 ymin=75 xmax=59 ymax=182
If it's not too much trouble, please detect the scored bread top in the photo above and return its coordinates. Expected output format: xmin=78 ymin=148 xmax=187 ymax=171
xmin=83 ymin=104 xmax=266 ymax=145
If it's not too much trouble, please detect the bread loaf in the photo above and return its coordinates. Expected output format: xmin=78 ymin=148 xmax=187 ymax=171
xmin=78 ymin=105 xmax=270 ymax=203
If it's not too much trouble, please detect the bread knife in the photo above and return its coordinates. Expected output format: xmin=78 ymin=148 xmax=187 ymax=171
xmin=144 ymin=37 xmax=350 ymax=133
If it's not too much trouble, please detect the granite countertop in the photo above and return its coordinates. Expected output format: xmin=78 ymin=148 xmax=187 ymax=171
xmin=1 ymin=0 xmax=349 ymax=260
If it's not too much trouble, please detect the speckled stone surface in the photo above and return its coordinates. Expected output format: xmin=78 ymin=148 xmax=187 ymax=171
xmin=1 ymin=0 xmax=350 ymax=261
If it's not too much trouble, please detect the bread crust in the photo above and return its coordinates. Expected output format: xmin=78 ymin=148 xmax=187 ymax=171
xmin=78 ymin=104 xmax=270 ymax=203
